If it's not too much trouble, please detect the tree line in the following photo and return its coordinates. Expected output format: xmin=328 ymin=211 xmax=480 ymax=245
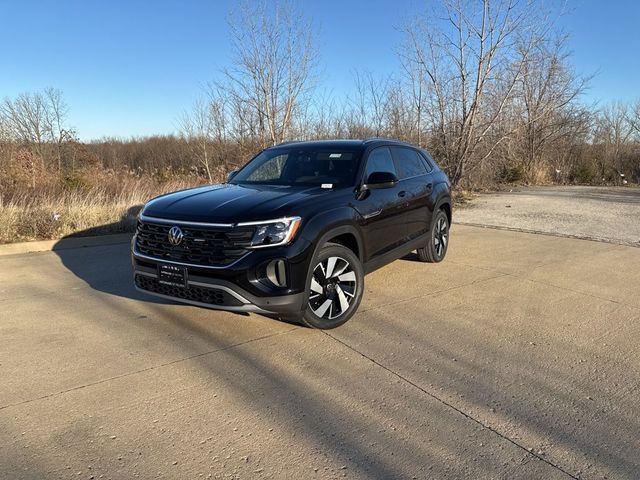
xmin=2 ymin=0 xmax=640 ymax=195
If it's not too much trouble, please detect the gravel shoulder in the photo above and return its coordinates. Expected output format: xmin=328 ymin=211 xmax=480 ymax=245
xmin=455 ymin=186 xmax=640 ymax=247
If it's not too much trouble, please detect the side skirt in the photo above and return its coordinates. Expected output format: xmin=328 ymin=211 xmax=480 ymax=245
xmin=363 ymin=232 xmax=430 ymax=275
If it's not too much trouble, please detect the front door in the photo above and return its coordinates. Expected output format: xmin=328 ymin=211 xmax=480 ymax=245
xmin=355 ymin=147 xmax=409 ymax=261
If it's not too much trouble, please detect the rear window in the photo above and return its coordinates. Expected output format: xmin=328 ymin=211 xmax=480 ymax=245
xmin=419 ymin=151 xmax=436 ymax=172
xmin=391 ymin=147 xmax=428 ymax=179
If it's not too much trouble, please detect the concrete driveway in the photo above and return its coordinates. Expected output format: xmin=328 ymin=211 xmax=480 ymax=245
xmin=456 ymin=186 xmax=640 ymax=246
xmin=1 ymin=225 xmax=639 ymax=479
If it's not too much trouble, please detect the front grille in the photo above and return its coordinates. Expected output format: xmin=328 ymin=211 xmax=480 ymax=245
xmin=135 ymin=219 xmax=254 ymax=267
xmin=135 ymin=275 xmax=244 ymax=307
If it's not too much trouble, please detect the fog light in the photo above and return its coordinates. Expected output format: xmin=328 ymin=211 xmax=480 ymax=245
xmin=265 ymin=259 xmax=287 ymax=287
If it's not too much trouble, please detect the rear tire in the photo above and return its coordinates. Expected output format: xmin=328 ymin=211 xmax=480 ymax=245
xmin=417 ymin=209 xmax=449 ymax=263
xmin=301 ymin=243 xmax=364 ymax=329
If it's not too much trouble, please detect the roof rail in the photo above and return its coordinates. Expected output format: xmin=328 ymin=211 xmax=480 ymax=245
xmin=363 ymin=137 xmax=406 ymax=144
xmin=274 ymin=139 xmax=303 ymax=146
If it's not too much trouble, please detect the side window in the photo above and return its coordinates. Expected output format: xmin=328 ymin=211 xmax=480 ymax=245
xmin=364 ymin=147 xmax=396 ymax=181
xmin=419 ymin=151 xmax=434 ymax=173
xmin=391 ymin=147 xmax=428 ymax=179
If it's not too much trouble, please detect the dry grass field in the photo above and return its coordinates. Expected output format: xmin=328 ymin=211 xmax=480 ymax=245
xmin=0 ymin=171 xmax=206 ymax=244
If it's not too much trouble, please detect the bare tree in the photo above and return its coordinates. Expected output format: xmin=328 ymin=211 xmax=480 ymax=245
xmin=179 ymin=97 xmax=221 ymax=182
xmin=399 ymin=40 xmax=429 ymax=146
xmin=295 ymin=90 xmax=341 ymax=140
xmin=385 ymin=81 xmax=415 ymax=142
xmin=401 ymin=0 xmax=548 ymax=185
xmin=510 ymin=34 xmax=590 ymax=181
xmin=0 ymin=116 xmax=10 ymax=148
xmin=43 ymin=88 xmax=75 ymax=171
xmin=0 ymin=91 xmax=49 ymax=153
xmin=220 ymin=1 xmax=318 ymax=147
xmin=594 ymin=101 xmax=635 ymax=181
xmin=628 ymin=99 xmax=640 ymax=137
xmin=0 ymin=88 xmax=75 ymax=171
xmin=351 ymin=71 xmax=393 ymax=138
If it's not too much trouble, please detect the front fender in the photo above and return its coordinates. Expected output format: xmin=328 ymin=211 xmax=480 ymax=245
xmin=300 ymin=206 xmax=364 ymax=261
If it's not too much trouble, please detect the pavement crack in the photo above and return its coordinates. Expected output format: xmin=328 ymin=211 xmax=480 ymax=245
xmin=322 ymin=330 xmax=579 ymax=480
xmin=0 ymin=327 xmax=297 ymax=412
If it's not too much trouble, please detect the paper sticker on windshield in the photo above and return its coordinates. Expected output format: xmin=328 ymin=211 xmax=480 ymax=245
xmin=321 ymin=183 xmax=333 ymax=189
xmin=329 ymin=153 xmax=342 ymax=158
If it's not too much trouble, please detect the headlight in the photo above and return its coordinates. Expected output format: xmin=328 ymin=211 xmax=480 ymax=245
xmin=238 ymin=216 xmax=302 ymax=248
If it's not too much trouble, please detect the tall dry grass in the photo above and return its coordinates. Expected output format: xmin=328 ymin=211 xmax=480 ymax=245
xmin=0 ymin=170 xmax=206 ymax=244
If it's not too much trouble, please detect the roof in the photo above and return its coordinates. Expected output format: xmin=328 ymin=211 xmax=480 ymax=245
xmin=270 ymin=138 xmax=416 ymax=150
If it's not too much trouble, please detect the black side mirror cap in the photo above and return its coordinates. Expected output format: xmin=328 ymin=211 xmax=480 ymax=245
xmin=363 ymin=171 xmax=399 ymax=190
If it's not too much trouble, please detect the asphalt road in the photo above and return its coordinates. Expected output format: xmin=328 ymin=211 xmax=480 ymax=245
xmin=1 ymin=225 xmax=639 ymax=479
xmin=455 ymin=186 xmax=640 ymax=246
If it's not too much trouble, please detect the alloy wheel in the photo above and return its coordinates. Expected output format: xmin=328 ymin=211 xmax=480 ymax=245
xmin=434 ymin=216 xmax=448 ymax=257
xmin=308 ymin=256 xmax=357 ymax=320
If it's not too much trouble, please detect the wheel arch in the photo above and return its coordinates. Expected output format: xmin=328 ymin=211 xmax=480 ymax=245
xmin=315 ymin=225 xmax=363 ymax=261
xmin=435 ymin=194 xmax=452 ymax=225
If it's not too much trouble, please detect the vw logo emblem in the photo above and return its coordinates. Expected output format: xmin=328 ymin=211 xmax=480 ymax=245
xmin=167 ymin=226 xmax=184 ymax=246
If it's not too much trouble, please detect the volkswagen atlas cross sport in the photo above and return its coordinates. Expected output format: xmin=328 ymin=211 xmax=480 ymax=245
xmin=132 ymin=139 xmax=451 ymax=329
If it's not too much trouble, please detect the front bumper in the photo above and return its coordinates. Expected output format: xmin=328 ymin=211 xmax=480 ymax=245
xmin=131 ymin=234 xmax=312 ymax=319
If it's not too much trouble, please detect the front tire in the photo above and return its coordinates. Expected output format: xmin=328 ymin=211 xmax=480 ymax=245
xmin=417 ymin=209 xmax=449 ymax=263
xmin=301 ymin=243 xmax=364 ymax=329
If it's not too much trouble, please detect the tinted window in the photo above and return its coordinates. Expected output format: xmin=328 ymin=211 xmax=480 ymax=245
xmin=244 ymin=154 xmax=288 ymax=182
xmin=231 ymin=148 xmax=361 ymax=187
xmin=364 ymin=147 xmax=396 ymax=181
xmin=391 ymin=147 xmax=428 ymax=179
xmin=419 ymin=151 xmax=434 ymax=173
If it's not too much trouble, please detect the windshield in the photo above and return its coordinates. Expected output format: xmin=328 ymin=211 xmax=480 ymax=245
xmin=230 ymin=147 xmax=362 ymax=187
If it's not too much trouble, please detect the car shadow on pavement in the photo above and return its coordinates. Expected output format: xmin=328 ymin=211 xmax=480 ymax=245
xmin=52 ymin=206 xmax=155 ymax=301
xmin=51 ymin=206 xmax=299 ymax=325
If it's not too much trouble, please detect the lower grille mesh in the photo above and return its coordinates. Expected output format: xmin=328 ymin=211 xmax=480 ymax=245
xmin=135 ymin=275 xmax=244 ymax=307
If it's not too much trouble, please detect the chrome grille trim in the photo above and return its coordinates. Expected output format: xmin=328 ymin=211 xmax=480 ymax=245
xmin=139 ymin=214 xmax=233 ymax=228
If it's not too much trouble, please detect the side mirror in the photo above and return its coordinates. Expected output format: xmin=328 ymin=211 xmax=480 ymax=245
xmin=227 ymin=169 xmax=239 ymax=182
xmin=363 ymin=171 xmax=399 ymax=190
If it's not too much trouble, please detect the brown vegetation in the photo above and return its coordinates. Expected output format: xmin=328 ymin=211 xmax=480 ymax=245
xmin=1 ymin=1 xmax=639 ymax=243
xmin=0 ymin=155 xmax=206 ymax=243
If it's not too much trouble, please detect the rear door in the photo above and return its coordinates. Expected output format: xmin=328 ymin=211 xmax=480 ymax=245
xmin=355 ymin=146 xmax=409 ymax=260
xmin=390 ymin=146 xmax=434 ymax=241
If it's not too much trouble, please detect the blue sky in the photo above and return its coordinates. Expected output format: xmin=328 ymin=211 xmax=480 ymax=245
xmin=1 ymin=0 xmax=638 ymax=140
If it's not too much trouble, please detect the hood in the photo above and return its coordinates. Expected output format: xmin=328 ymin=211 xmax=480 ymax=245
xmin=142 ymin=183 xmax=344 ymax=223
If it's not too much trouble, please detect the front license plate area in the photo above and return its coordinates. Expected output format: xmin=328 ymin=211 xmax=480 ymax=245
xmin=158 ymin=264 xmax=188 ymax=288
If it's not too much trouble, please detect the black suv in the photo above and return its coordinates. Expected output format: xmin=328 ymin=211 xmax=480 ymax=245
xmin=132 ymin=139 xmax=451 ymax=328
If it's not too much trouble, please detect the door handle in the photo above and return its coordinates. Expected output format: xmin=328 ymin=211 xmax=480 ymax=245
xmin=363 ymin=210 xmax=381 ymax=219
xmin=398 ymin=190 xmax=406 ymax=198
